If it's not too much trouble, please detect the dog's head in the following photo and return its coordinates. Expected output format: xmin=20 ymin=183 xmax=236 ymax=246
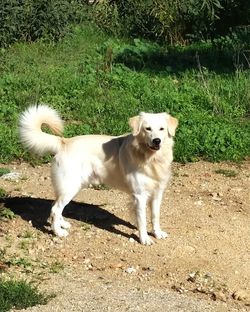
xmin=129 ymin=112 xmax=178 ymax=151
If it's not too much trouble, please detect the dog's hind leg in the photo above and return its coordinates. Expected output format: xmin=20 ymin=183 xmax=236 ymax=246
xmin=50 ymin=179 xmax=81 ymax=237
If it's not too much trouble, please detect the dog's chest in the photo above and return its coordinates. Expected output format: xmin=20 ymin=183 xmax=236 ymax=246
xmin=143 ymin=160 xmax=170 ymax=183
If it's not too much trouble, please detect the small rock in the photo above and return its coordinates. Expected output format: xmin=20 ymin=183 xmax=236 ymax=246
xmin=1 ymin=172 xmax=22 ymax=181
xmin=125 ymin=267 xmax=136 ymax=274
xmin=232 ymin=289 xmax=249 ymax=301
xmin=86 ymin=264 xmax=93 ymax=270
xmin=212 ymin=291 xmax=228 ymax=302
xmin=188 ymin=272 xmax=196 ymax=282
xmin=210 ymin=192 xmax=222 ymax=201
xmin=142 ymin=266 xmax=155 ymax=272
xmin=129 ymin=237 xmax=135 ymax=243
xmin=110 ymin=263 xmax=123 ymax=269
xmin=172 ymin=285 xmax=188 ymax=294
xmin=83 ymin=258 xmax=91 ymax=264
xmin=194 ymin=200 xmax=203 ymax=206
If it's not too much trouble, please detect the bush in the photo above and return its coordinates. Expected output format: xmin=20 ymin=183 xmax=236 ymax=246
xmin=0 ymin=279 xmax=53 ymax=312
xmin=0 ymin=0 xmax=89 ymax=47
xmin=91 ymin=0 xmax=250 ymax=44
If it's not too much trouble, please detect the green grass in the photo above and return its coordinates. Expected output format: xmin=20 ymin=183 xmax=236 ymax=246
xmin=49 ymin=261 xmax=64 ymax=273
xmin=0 ymin=24 xmax=249 ymax=163
xmin=4 ymin=257 xmax=32 ymax=268
xmin=0 ymin=279 xmax=53 ymax=312
xmin=0 ymin=189 xmax=8 ymax=198
xmin=0 ymin=168 xmax=10 ymax=177
xmin=214 ymin=169 xmax=238 ymax=177
xmin=0 ymin=207 xmax=15 ymax=220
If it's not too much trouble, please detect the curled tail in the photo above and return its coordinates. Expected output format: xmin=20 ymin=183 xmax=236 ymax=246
xmin=19 ymin=104 xmax=64 ymax=155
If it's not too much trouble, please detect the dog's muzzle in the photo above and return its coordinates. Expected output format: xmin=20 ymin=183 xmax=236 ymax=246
xmin=149 ymin=138 xmax=161 ymax=151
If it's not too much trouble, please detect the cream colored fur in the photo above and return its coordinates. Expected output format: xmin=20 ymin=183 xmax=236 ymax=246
xmin=19 ymin=105 xmax=178 ymax=245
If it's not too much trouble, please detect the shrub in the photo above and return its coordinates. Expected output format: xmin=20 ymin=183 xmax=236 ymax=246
xmin=0 ymin=279 xmax=53 ymax=312
xmin=0 ymin=0 xmax=89 ymax=47
xmin=91 ymin=0 xmax=250 ymax=44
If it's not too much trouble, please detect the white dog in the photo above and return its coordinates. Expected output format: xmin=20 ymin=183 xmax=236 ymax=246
xmin=19 ymin=105 xmax=178 ymax=245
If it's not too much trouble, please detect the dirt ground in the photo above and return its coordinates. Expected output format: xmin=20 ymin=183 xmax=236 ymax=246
xmin=0 ymin=161 xmax=249 ymax=311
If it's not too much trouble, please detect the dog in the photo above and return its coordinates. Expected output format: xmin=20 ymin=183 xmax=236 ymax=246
xmin=19 ymin=105 xmax=178 ymax=245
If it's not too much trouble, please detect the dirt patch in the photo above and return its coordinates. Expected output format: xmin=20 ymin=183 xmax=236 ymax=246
xmin=0 ymin=161 xmax=250 ymax=311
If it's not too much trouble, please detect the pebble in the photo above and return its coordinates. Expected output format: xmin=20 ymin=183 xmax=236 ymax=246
xmin=125 ymin=267 xmax=136 ymax=274
xmin=142 ymin=266 xmax=155 ymax=272
xmin=110 ymin=263 xmax=123 ymax=269
xmin=210 ymin=192 xmax=222 ymax=201
xmin=1 ymin=172 xmax=22 ymax=181
xmin=194 ymin=200 xmax=203 ymax=206
xmin=212 ymin=291 xmax=227 ymax=302
xmin=232 ymin=289 xmax=249 ymax=301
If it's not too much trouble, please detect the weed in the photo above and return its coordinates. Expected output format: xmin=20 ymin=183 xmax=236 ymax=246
xmin=5 ymin=256 xmax=32 ymax=268
xmin=0 ymin=189 xmax=7 ymax=198
xmin=214 ymin=169 xmax=238 ymax=177
xmin=0 ymin=207 xmax=15 ymax=220
xmin=0 ymin=249 xmax=33 ymax=272
xmin=49 ymin=261 xmax=64 ymax=273
xmin=4 ymin=235 xmax=13 ymax=243
xmin=0 ymin=168 xmax=10 ymax=177
xmin=0 ymin=279 xmax=54 ymax=312
xmin=0 ymin=248 xmax=7 ymax=261
xmin=91 ymin=184 xmax=110 ymax=190
xmin=19 ymin=240 xmax=31 ymax=251
xmin=81 ymin=222 xmax=92 ymax=231
xmin=21 ymin=230 xmax=34 ymax=239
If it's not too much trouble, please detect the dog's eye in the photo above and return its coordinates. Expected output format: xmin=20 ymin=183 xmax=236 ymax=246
xmin=145 ymin=127 xmax=152 ymax=131
xmin=159 ymin=127 xmax=164 ymax=131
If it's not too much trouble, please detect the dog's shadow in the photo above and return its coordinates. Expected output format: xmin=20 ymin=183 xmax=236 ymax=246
xmin=1 ymin=197 xmax=137 ymax=240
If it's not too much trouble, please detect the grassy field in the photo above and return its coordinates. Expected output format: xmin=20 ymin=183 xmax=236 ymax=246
xmin=0 ymin=24 xmax=249 ymax=163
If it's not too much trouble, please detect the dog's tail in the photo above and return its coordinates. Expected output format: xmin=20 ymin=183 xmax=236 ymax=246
xmin=19 ymin=104 xmax=64 ymax=155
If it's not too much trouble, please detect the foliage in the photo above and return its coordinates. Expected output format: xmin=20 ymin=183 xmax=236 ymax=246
xmin=49 ymin=261 xmax=64 ymax=273
xmin=214 ymin=169 xmax=238 ymax=177
xmin=0 ymin=279 xmax=53 ymax=312
xmin=0 ymin=208 xmax=15 ymax=220
xmin=4 ymin=257 xmax=32 ymax=268
xmin=1 ymin=0 xmax=249 ymax=47
xmin=0 ymin=25 xmax=249 ymax=163
xmin=0 ymin=168 xmax=10 ymax=177
xmin=0 ymin=0 xmax=89 ymax=47
xmin=0 ymin=189 xmax=8 ymax=198
xmin=91 ymin=0 xmax=250 ymax=43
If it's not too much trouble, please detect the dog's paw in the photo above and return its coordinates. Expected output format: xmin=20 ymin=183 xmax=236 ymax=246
xmin=140 ymin=234 xmax=154 ymax=246
xmin=154 ymin=229 xmax=168 ymax=239
xmin=60 ymin=219 xmax=71 ymax=230
xmin=54 ymin=227 xmax=69 ymax=238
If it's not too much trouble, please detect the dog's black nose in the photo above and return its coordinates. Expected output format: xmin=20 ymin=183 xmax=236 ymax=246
xmin=152 ymin=138 xmax=161 ymax=145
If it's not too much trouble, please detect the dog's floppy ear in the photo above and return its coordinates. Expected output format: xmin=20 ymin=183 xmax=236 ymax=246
xmin=167 ymin=114 xmax=178 ymax=137
xmin=129 ymin=115 xmax=142 ymax=136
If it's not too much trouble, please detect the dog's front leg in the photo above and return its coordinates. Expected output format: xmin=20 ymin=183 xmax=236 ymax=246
xmin=151 ymin=189 xmax=168 ymax=240
xmin=133 ymin=194 xmax=154 ymax=245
